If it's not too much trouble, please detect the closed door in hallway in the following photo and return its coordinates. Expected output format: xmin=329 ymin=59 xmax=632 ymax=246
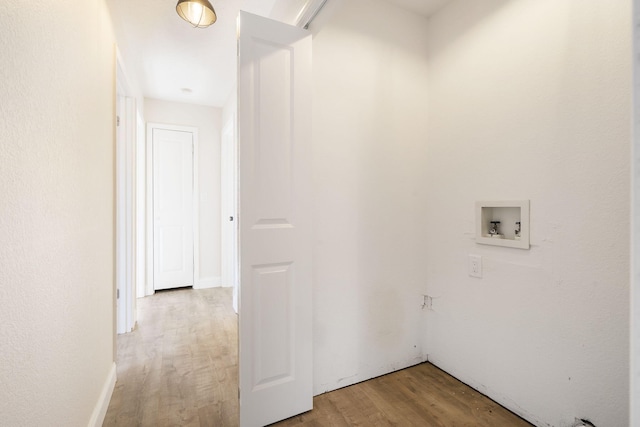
xmin=152 ymin=127 xmax=194 ymax=290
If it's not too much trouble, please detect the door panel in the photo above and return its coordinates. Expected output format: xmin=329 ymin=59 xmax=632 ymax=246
xmin=152 ymin=128 xmax=194 ymax=290
xmin=238 ymin=11 xmax=313 ymax=427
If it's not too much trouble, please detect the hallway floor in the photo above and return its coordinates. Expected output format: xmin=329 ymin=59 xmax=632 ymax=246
xmin=104 ymin=287 xmax=531 ymax=427
xmin=104 ymin=287 xmax=238 ymax=426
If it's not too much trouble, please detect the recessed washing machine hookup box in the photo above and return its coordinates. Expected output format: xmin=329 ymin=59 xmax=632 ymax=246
xmin=475 ymin=200 xmax=530 ymax=249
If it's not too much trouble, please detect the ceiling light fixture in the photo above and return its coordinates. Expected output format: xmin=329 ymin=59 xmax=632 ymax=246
xmin=176 ymin=0 xmax=217 ymax=28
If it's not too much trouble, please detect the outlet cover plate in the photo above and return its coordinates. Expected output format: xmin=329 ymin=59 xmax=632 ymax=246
xmin=469 ymin=254 xmax=482 ymax=278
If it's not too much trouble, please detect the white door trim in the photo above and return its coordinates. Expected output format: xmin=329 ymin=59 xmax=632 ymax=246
xmin=135 ymin=112 xmax=146 ymax=299
xmin=115 ymin=49 xmax=137 ymax=334
xmin=221 ymin=116 xmax=239 ymax=309
xmin=146 ymin=123 xmax=200 ymax=295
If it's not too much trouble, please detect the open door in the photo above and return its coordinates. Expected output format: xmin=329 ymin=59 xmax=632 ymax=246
xmin=238 ymin=11 xmax=313 ymax=427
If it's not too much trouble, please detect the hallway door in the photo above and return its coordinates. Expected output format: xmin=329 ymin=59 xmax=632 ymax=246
xmin=238 ymin=11 xmax=313 ymax=427
xmin=152 ymin=127 xmax=194 ymax=290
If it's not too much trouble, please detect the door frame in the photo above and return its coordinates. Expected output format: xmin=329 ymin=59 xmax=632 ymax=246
xmin=146 ymin=123 xmax=200 ymax=295
xmin=221 ymin=116 xmax=239 ymax=311
xmin=115 ymin=50 xmax=137 ymax=334
xmin=135 ymin=112 xmax=146 ymax=299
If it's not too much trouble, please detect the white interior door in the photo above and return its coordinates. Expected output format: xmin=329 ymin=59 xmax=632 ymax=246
xmin=152 ymin=128 xmax=194 ymax=291
xmin=238 ymin=11 xmax=313 ymax=427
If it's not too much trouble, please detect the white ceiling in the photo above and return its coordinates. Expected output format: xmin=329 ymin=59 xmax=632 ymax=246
xmin=108 ymin=0 xmax=450 ymax=108
xmin=109 ymin=0 xmax=278 ymax=106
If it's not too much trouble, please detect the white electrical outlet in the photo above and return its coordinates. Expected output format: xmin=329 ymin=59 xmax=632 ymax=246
xmin=468 ymin=255 xmax=482 ymax=278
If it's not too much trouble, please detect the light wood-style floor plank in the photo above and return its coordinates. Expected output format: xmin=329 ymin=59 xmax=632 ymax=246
xmin=104 ymin=287 xmax=238 ymax=427
xmin=104 ymin=287 xmax=532 ymax=427
xmin=273 ymin=364 xmax=532 ymax=427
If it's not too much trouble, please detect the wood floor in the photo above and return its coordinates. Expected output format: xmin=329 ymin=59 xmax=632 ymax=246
xmin=271 ymin=364 xmax=532 ymax=427
xmin=104 ymin=288 xmax=532 ymax=427
xmin=104 ymin=287 xmax=238 ymax=426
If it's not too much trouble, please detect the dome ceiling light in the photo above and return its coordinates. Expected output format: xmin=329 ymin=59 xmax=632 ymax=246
xmin=176 ymin=0 xmax=217 ymax=28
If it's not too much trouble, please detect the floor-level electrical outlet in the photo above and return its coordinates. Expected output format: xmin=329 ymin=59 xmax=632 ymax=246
xmin=468 ymin=255 xmax=482 ymax=278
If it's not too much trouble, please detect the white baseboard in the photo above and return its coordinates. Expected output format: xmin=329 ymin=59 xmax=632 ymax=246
xmin=88 ymin=362 xmax=116 ymax=427
xmin=194 ymin=276 xmax=221 ymax=289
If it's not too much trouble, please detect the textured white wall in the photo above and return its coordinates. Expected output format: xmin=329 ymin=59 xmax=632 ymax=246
xmin=633 ymin=1 xmax=640 ymax=424
xmin=310 ymin=0 xmax=431 ymax=394
xmin=0 ymin=0 xmax=116 ymax=425
xmin=144 ymin=98 xmax=223 ymax=286
xmin=424 ymin=1 xmax=631 ymax=426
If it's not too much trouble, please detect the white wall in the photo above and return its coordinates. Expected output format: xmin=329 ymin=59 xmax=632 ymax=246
xmin=424 ymin=1 xmax=631 ymax=426
xmin=633 ymin=1 xmax=640 ymax=424
xmin=144 ymin=98 xmax=223 ymax=288
xmin=309 ymin=0 xmax=431 ymax=394
xmin=0 ymin=0 xmax=116 ymax=425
